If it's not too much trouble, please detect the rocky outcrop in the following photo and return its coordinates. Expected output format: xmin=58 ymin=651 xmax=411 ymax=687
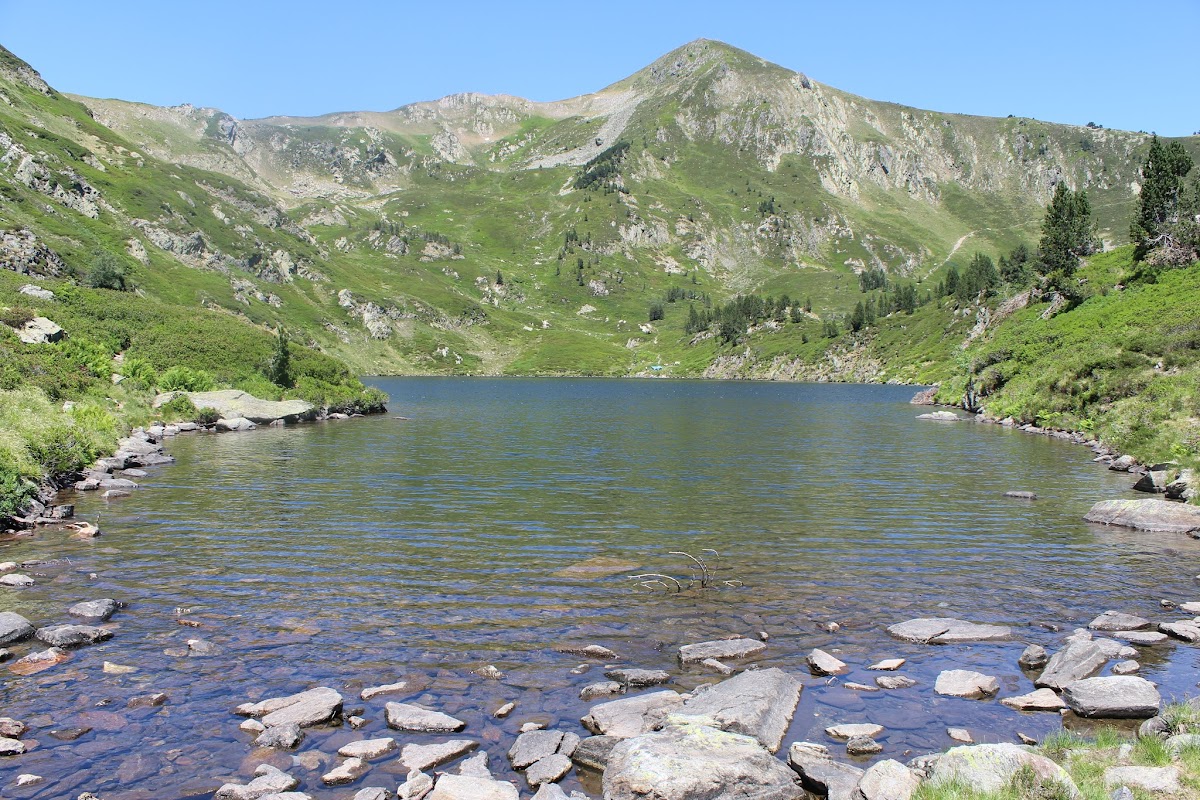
xmin=1084 ymin=499 xmax=1200 ymax=534
xmin=153 ymin=389 xmax=316 ymax=424
xmin=668 ymin=667 xmax=802 ymax=752
xmin=16 ymin=316 xmax=63 ymax=344
xmin=923 ymin=744 xmax=1079 ymax=797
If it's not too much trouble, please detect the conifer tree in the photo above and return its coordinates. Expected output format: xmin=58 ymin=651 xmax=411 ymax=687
xmin=1131 ymin=135 xmax=1196 ymax=262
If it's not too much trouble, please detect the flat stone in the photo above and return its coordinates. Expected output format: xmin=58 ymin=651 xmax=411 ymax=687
xmin=845 ymin=682 xmax=880 ymax=692
xmin=581 ymin=690 xmax=683 ymax=738
xmin=1112 ymin=660 xmax=1140 ymax=674
xmin=156 ymin=389 xmax=315 ymax=424
xmin=9 ymin=647 xmax=71 ymax=675
xmin=214 ymin=764 xmax=299 ymax=800
xmin=787 ymin=741 xmax=863 ymax=799
xmin=925 ymin=744 xmax=1078 ymax=796
xmin=700 ymin=657 xmax=735 ymax=675
xmin=322 ymin=757 xmax=369 ymax=786
xmin=1104 ymin=765 xmax=1181 ymax=794
xmin=0 ymin=612 xmax=34 ymax=645
xmin=555 ymin=644 xmax=617 ymax=659
xmin=256 ymin=723 xmax=304 ymax=749
xmin=678 ymin=638 xmax=766 ymax=664
xmin=669 ymin=667 xmax=802 ymax=752
xmin=426 ymin=774 xmax=518 ymax=800
xmin=1036 ymin=640 xmax=1107 ymax=690
xmin=0 ymin=736 xmax=26 ymax=755
xmin=947 ymin=727 xmax=973 ymax=743
xmin=867 ymin=658 xmax=905 ymax=671
xmin=35 ymin=624 xmax=112 ymax=648
xmin=337 ymin=737 xmax=397 ymax=760
xmin=1062 ymin=676 xmax=1161 ymax=718
xmin=1160 ymin=621 xmax=1200 ymax=642
xmin=385 ymin=702 xmax=466 ymax=733
xmin=0 ymin=574 xmax=34 ymax=587
xmin=826 ymin=723 xmax=884 ymax=740
xmin=605 ymin=668 xmax=670 ymax=687
xmin=400 ymin=740 xmax=478 ymax=772
xmin=807 ymin=648 xmax=848 ymax=675
xmin=508 ymin=730 xmax=564 ymax=769
xmin=360 ymin=681 xmax=408 ymax=700
xmin=1084 ymin=498 xmax=1200 ymax=534
xmin=605 ymin=722 xmax=804 ymax=800
xmin=1089 ymin=611 xmax=1152 ymax=631
xmin=935 ymin=669 xmax=999 ymax=699
xmin=458 ymin=751 xmax=491 ymax=777
xmin=0 ymin=718 xmax=27 ymax=738
xmin=237 ymin=687 xmax=343 ymax=729
xmin=398 ymin=769 xmax=434 ymax=800
xmin=1114 ymin=630 xmax=1169 ymax=645
xmin=571 ymin=735 xmax=620 ymax=771
xmin=1000 ymin=688 xmax=1067 ymax=712
xmin=875 ymin=675 xmax=917 ymax=690
xmin=853 ymin=759 xmax=920 ymax=800
xmin=1018 ymin=644 xmax=1049 ymax=670
xmin=68 ymin=599 xmax=118 ymax=621
xmin=525 ymin=753 xmax=572 ymax=787
xmin=887 ymin=617 xmax=1011 ymax=644
xmin=580 ymin=681 xmax=622 ymax=701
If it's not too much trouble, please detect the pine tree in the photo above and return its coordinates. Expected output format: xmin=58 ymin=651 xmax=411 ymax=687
xmin=268 ymin=328 xmax=291 ymax=387
xmin=1036 ymin=181 xmax=1096 ymax=294
xmin=1131 ymin=135 xmax=1196 ymax=262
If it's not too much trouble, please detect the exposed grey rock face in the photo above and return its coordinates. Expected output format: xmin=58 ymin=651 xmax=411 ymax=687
xmin=426 ymin=774 xmax=518 ymax=800
xmin=35 ymin=624 xmax=112 ymax=648
xmin=18 ymin=283 xmax=54 ymax=300
xmin=571 ymin=735 xmax=619 ymax=771
xmin=0 ymin=612 xmax=34 ymax=645
xmin=934 ymin=669 xmax=999 ymax=699
xmin=400 ymin=740 xmax=478 ymax=772
xmin=1000 ymin=688 xmax=1067 ymax=712
xmin=1084 ymin=499 xmax=1200 ymax=534
xmin=1089 ymin=611 xmax=1152 ymax=631
xmin=788 ymin=742 xmax=864 ymax=800
xmin=508 ymin=730 xmax=565 ymax=769
xmin=886 ymin=617 xmax=1011 ymax=644
xmin=669 ymin=667 xmax=802 ymax=752
xmin=605 ymin=668 xmax=671 ymax=687
xmin=1035 ymin=640 xmax=1107 ymax=690
xmin=1061 ymin=676 xmax=1161 ymax=718
xmin=68 ymin=599 xmax=118 ymax=621
xmin=385 ymin=702 xmax=466 ymax=732
xmin=807 ymin=649 xmax=848 ymax=675
xmin=852 ymin=759 xmax=920 ymax=800
xmin=581 ymin=690 xmax=683 ymax=738
xmin=154 ymin=389 xmax=316 ymax=424
xmin=677 ymin=638 xmax=766 ymax=664
xmin=605 ymin=722 xmax=804 ymax=800
xmin=236 ymin=687 xmax=343 ymax=728
xmin=924 ymin=744 xmax=1079 ymax=797
xmin=214 ymin=764 xmax=299 ymax=800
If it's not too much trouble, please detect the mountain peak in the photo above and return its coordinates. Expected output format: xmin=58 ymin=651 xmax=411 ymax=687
xmin=616 ymin=38 xmax=800 ymax=92
xmin=0 ymin=45 xmax=53 ymax=96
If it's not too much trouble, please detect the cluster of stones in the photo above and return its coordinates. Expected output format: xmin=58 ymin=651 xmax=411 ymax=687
xmin=72 ymin=427 xmax=177 ymax=500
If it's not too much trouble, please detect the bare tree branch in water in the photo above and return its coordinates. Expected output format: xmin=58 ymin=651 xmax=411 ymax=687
xmin=626 ymin=550 xmax=742 ymax=594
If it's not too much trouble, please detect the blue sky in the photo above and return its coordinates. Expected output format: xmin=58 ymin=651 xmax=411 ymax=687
xmin=1 ymin=0 xmax=1196 ymax=135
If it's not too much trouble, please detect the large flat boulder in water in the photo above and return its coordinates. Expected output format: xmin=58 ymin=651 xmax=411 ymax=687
xmin=1061 ymin=676 xmax=1161 ymax=718
xmin=887 ymin=617 xmax=1011 ymax=644
xmin=1084 ymin=499 xmax=1200 ymax=534
xmin=582 ymin=691 xmax=683 ymax=738
xmin=668 ymin=667 xmax=801 ymax=752
xmin=0 ymin=612 xmax=34 ymax=645
xmin=604 ymin=722 xmax=804 ymax=800
xmin=235 ymin=687 xmax=343 ymax=728
xmin=154 ymin=389 xmax=316 ymax=424
xmin=1035 ymin=640 xmax=1107 ymax=690
xmin=677 ymin=638 xmax=766 ymax=664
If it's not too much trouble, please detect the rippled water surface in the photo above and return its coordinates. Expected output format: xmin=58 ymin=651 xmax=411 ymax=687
xmin=3 ymin=378 xmax=1199 ymax=799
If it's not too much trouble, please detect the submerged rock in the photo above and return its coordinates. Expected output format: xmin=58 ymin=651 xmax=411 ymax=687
xmin=677 ymin=638 xmax=766 ymax=664
xmin=9 ymin=647 xmax=71 ymax=675
xmin=555 ymin=643 xmax=618 ymax=659
xmin=1084 ymin=499 xmax=1200 ymax=534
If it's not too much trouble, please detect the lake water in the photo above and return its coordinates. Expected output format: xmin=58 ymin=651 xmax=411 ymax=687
xmin=2 ymin=377 xmax=1199 ymax=799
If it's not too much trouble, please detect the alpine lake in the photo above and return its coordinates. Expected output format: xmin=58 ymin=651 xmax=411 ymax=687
xmin=3 ymin=377 xmax=1199 ymax=799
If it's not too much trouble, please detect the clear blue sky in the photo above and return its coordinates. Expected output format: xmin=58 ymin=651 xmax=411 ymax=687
xmin=1 ymin=0 xmax=1196 ymax=136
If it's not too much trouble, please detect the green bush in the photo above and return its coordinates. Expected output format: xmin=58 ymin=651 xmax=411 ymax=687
xmin=158 ymin=393 xmax=198 ymax=421
xmin=121 ymin=356 xmax=157 ymax=389
xmin=0 ymin=305 xmax=36 ymax=329
xmin=157 ymin=366 xmax=216 ymax=392
xmin=84 ymin=250 xmax=128 ymax=291
xmin=195 ymin=406 xmax=220 ymax=426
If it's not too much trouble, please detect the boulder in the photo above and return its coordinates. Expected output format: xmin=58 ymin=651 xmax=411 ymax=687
xmin=807 ymin=648 xmax=848 ymax=675
xmin=826 ymin=723 xmax=884 ymax=740
xmin=677 ymin=638 xmax=766 ymax=664
xmin=580 ymin=681 xmax=622 ymax=700
xmin=556 ymin=643 xmax=618 ymax=659
xmin=669 ymin=667 xmax=802 ymax=752
xmin=524 ymin=753 xmax=571 ymax=787
xmin=605 ymin=668 xmax=671 ymax=687
xmin=924 ymin=744 xmax=1079 ymax=797
xmin=1000 ymin=688 xmax=1067 ymax=712
xmin=846 ymin=735 xmax=882 ymax=756
xmin=1084 ymin=499 xmax=1200 ymax=534
xmin=8 ymin=647 xmax=70 ymax=675
xmin=155 ymin=389 xmax=316 ymax=424
xmin=237 ymin=687 xmax=343 ymax=728
xmin=1035 ymin=640 xmax=1107 ymax=690
xmin=934 ymin=669 xmax=999 ymax=699
xmin=68 ymin=599 xmax=118 ymax=622
xmin=1018 ymin=644 xmax=1049 ymax=670
xmin=0 ymin=612 xmax=34 ymax=645
xmin=322 ymin=757 xmax=369 ymax=786
xmin=875 ymin=675 xmax=917 ymax=690
xmin=0 ymin=718 xmax=27 ymax=738
xmin=337 ymin=737 xmax=397 ymax=760
xmin=18 ymin=284 xmax=54 ymax=301
xmin=35 ymin=624 xmax=112 ymax=648
xmin=17 ymin=316 xmax=63 ymax=344
xmin=398 ymin=769 xmax=434 ymax=800
xmin=1104 ymin=766 xmax=1181 ymax=794
xmin=1112 ymin=660 xmax=1140 ymax=675
xmin=886 ymin=617 xmax=1011 ymax=644
xmin=255 ymin=723 xmax=304 ymax=749
xmin=788 ymin=742 xmax=863 ymax=800
xmin=214 ymin=764 xmax=299 ymax=800
xmin=852 ymin=759 xmax=920 ymax=800
xmin=571 ymin=735 xmax=619 ymax=771
xmin=508 ymin=730 xmax=564 ymax=769
xmin=385 ymin=702 xmax=466 ymax=733
xmin=581 ymin=690 xmax=683 ymax=738
xmin=604 ymin=722 xmax=804 ymax=800
xmin=916 ymin=411 xmax=960 ymax=421
xmin=426 ymin=774 xmax=518 ymax=800
xmin=1159 ymin=621 xmax=1200 ymax=642
xmin=1089 ymin=611 xmax=1152 ymax=631
xmin=1061 ymin=676 xmax=1161 ymax=718
xmin=0 ymin=737 xmax=26 ymax=755
xmin=352 ymin=790 xmax=391 ymax=800
xmin=400 ymin=740 xmax=478 ymax=772
xmin=1133 ymin=466 xmax=1173 ymax=494
xmin=0 ymin=573 xmax=34 ymax=587
xmin=216 ymin=417 xmax=257 ymax=432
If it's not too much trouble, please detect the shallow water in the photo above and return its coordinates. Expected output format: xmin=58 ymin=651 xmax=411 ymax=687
xmin=2 ymin=377 xmax=1198 ymax=798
